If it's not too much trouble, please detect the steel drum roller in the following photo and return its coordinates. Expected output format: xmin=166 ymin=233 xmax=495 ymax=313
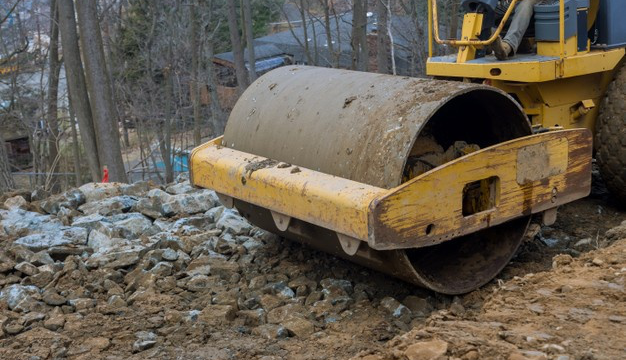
xmin=223 ymin=66 xmax=533 ymax=294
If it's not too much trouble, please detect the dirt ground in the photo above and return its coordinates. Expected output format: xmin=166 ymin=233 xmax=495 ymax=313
xmin=0 ymin=173 xmax=624 ymax=360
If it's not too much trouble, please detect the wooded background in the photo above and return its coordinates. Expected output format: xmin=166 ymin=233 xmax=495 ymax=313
xmin=0 ymin=0 xmax=461 ymax=193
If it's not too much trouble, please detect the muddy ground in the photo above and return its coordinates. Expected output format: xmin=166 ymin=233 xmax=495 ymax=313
xmin=0 ymin=172 xmax=624 ymax=360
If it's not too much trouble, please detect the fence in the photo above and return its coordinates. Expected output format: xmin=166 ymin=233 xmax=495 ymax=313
xmin=11 ymin=172 xmax=79 ymax=192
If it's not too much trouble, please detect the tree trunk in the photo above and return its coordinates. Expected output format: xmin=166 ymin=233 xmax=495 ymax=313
xmin=191 ymin=4 xmax=202 ymax=146
xmin=376 ymin=0 xmax=390 ymax=74
xmin=351 ymin=0 xmax=368 ymax=71
xmin=46 ymin=0 xmax=61 ymax=190
xmin=57 ymin=0 xmax=100 ymax=182
xmin=449 ymin=0 xmax=459 ymax=39
xmin=242 ymin=0 xmax=256 ymax=82
xmin=68 ymin=89 xmax=82 ymax=187
xmin=321 ymin=0 xmax=337 ymax=67
xmin=299 ymin=0 xmax=313 ymax=65
xmin=160 ymin=65 xmax=174 ymax=183
xmin=75 ymin=0 xmax=127 ymax=183
xmin=359 ymin=1 xmax=368 ymax=71
xmin=205 ymin=39 xmax=224 ymax=135
xmin=226 ymin=0 xmax=249 ymax=94
xmin=0 ymin=134 xmax=15 ymax=192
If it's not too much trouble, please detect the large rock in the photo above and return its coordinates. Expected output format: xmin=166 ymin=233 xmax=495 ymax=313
xmin=15 ymin=227 xmax=89 ymax=251
xmin=71 ymin=213 xmax=109 ymax=231
xmin=0 ymin=252 xmax=16 ymax=273
xmin=135 ymin=189 xmax=172 ymax=219
xmin=161 ymin=190 xmax=219 ymax=217
xmin=380 ymin=296 xmax=412 ymax=323
xmin=149 ymin=232 xmax=185 ymax=252
xmin=606 ymin=220 xmax=626 ymax=241
xmin=87 ymin=244 xmax=146 ymax=269
xmin=40 ymin=188 xmax=86 ymax=215
xmin=199 ymin=304 xmax=236 ymax=325
xmin=110 ymin=212 xmax=153 ymax=238
xmin=216 ymin=208 xmax=253 ymax=235
xmin=78 ymin=182 xmax=123 ymax=202
xmin=165 ymin=181 xmax=196 ymax=195
xmin=0 ymin=284 xmax=44 ymax=313
xmin=133 ymin=331 xmax=157 ymax=353
xmin=87 ymin=229 xmax=132 ymax=253
xmin=78 ymin=195 xmax=137 ymax=216
xmin=403 ymin=339 xmax=448 ymax=360
xmin=43 ymin=308 xmax=66 ymax=331
xmin=283 ymin=317 xmax=315 ymax=338
xmin=30 ymin=188 xmax=51 ymax=202
xmin=1 ymin=209 xmax=63 ymax=236
xmin=169 ymin=215 xmax=213 ymax=235
xmin=4 ymin=196 xmax=28 ymax=210
xmin=121 ymin=181 xmax=151 ymax=197
xmin=267 ymin=304 xmax=307 ymax=324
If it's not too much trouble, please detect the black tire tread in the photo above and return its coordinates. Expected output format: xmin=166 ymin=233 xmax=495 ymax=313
xmin=596 ymin=63 xmax=626 ymax=207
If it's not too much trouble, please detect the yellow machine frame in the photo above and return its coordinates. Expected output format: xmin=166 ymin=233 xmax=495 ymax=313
xmin=426 ymin=0 xmax=625 ymax=133
xmin=191 ymin=130 xmax=592 ymax=252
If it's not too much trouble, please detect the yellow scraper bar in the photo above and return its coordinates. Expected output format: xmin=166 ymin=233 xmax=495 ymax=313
xmin=189 ymin=137 xmax=385 ymax=241
xmin=190 ymin=129 xmax=592 ymax=250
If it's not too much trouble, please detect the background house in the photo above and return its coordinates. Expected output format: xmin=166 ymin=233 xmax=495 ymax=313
xmin=212 ymin=11 xmax=427 ymax=93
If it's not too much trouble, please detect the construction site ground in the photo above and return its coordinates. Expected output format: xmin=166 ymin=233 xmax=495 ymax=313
xmin=0 ymin=170 xmax=624 ymax=360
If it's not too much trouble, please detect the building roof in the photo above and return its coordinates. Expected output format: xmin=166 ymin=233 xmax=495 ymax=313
xmin=214 ymin=44 xmax=287 ymax=64
xmin=214 ymin=11 xmax=429 ymax=74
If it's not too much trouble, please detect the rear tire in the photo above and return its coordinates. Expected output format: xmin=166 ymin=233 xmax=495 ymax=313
xmin=596 ymin=64 xmax=626 ymax=207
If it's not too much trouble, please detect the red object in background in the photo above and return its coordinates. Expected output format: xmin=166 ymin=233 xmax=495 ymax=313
xmin=102 ymin=167 xmax=109 ymax=183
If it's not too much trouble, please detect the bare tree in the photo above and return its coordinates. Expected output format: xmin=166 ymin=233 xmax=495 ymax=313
xmin=202 ymin=1 xmax=224 ymax=135
xmin=46 ymin=0 xmax=61 ymax=187
xmin=57 ymin=0 xmax=100 ymax=181
xmin=351 ymin=0 xmax=368 ymax=71
xmin=448 ymin=0 xmax=459 ymax=39
xmin=191 ymin=2 xmax=202 ymax=146
xmin=67 ymin=87 xmax=82 ymax=186
xmin=0 ymin=133 xmax=15 ymax=192
xmin=75 ymin=0 xmax=127 ymax=182
xmin=279 ymin=2 xmax=313 ymax=65
xmin=319 ymin=0 xmax=339 ymax=67
xmin=242 ymin=0 xmax=257 ymax=82
xmin=376 ymin=0 xmax=390 ymax=74
xmin=298 ymin=0 xmax=314 ymax=65
xmin=226 ymin=0 xmax=248 ymax=94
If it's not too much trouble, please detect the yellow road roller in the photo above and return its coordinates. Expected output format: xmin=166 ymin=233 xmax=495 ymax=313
xmin=190 ymin=67 xmax=591 ymax=294
xmin=190 ymin=0 xmax=624 ymax=294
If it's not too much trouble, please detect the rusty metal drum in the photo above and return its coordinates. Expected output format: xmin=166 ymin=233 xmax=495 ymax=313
xmin=223 ymin=66 xmax=532 ymax=294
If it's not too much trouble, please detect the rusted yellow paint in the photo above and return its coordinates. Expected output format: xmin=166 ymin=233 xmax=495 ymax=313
xmin=368 ymin=129 xmax=592 ymax=250
xmin=191 ymin=131 xmax=592 ymax=251
xmin=456 ymin=13 xmax=484 ymax=64
xmin=189 ymin=137 xmax=384 ymax=242
xmin=492 ymin=67 xmax=616 ymax=132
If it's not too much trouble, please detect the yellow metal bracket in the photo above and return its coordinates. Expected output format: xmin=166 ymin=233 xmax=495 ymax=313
xmin=457 ymin=13 xmax=484 ymax=63
xmin=368 ymin=129 xmax=592 ymax=250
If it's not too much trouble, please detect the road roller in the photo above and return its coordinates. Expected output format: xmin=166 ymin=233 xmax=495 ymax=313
xmin=190 ymin=66 xmax=591 ymax=294
xmin=190 ymin=0 xmax=625 ymax=294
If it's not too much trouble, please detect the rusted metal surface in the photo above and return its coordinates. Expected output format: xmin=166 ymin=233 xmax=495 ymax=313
xmin=191 ymin=130 xmax=591 ymax=252
xmin=367 ymin=129 xmax=593 ymax=250
xmin=190 ymin=137 xmax=383 ymax=241
xmin=235 ymin=200 xmax=530 ymax=295
xmin=224 ymin=66 xmax=529 ymax=189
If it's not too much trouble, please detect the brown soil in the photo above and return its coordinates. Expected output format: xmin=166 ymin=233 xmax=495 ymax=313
xmin=1 ymin=184 xmax=624 ymax=360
